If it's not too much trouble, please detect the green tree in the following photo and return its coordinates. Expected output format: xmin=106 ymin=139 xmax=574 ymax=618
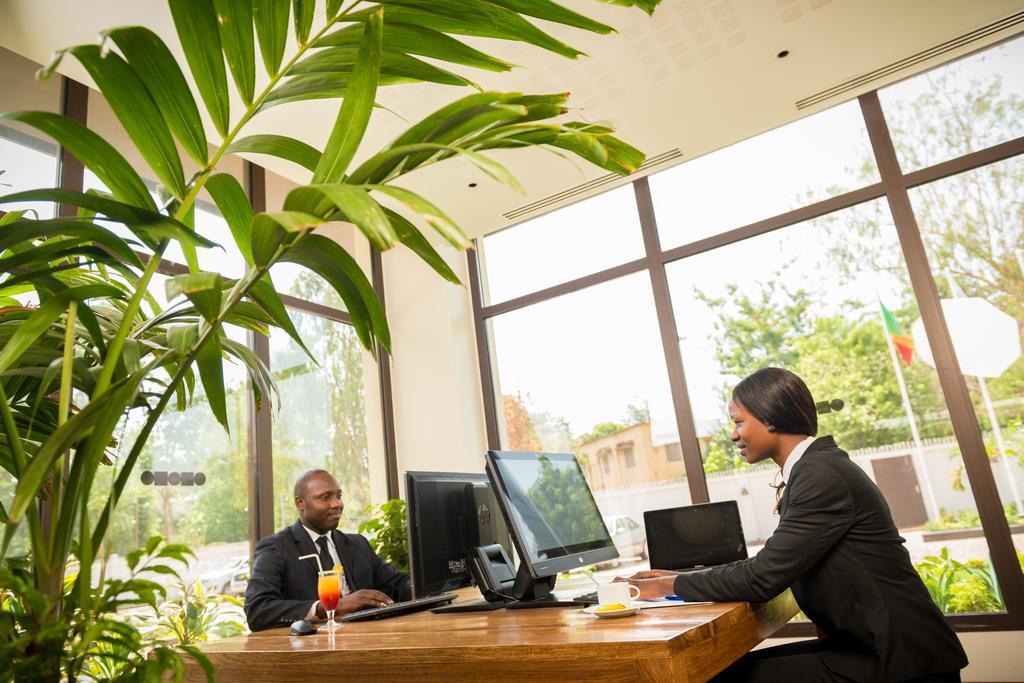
xmin=825 ymin=57 xmax=1024 ymax=409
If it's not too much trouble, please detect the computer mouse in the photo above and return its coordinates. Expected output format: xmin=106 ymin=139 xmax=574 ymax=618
xmin=289 ymin=619 xmax=317 ymax=636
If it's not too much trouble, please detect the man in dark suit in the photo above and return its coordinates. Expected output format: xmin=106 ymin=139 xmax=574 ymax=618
xmin=627 ymin=368 xmax=966 ymax=682
xmin=244 ymin=469 xmax=412 ymax=632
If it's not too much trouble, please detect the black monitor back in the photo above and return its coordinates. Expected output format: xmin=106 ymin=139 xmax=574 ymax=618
xmin=643 ymin=501 xmax=747 ymax=571
xmin=405 ymin=471 xmax=511 ymax=598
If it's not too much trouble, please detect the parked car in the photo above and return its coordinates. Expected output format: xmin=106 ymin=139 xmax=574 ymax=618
xmin=198 ymin=556 xmax=250 ymax=596
xmin=602 ymin=515 xmax=647 ymax=564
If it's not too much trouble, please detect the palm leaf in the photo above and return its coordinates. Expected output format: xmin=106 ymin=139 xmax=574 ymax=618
xmin=317 ymin=22 xmax=514 ymax=72
xmin=0 ymin=112 xmax=153 ymax=209
xmin=312 ymin=8 xmax=383 ymax=184
xmin=226 ymin=135 xmax=322 ymax=173
xmin=66 ymin=45 xmax=185 ymax=199
xmin=254 ymin=0 xmax=290 ymax=76
xmin=214 ymin=0 xmax=257 ymax=105
xmin=169 ymin=0 xmax=230 ymax=137
xmin=104 ymin=27 xmax=209 ymax=165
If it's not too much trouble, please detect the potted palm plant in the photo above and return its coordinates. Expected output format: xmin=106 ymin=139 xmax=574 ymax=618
xmin=0 ymin=0 xmax=659 ymax=679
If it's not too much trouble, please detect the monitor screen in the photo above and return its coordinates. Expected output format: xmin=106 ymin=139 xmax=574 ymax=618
xmin=643 ymin=501 xmax=748 ymax=571
xmin=405 ymin=471 xmax=512 ymax=598
xmin=485 ymin=451 xmax=617 ymax=578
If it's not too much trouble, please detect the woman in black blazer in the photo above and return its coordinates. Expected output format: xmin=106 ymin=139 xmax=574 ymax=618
xmin=627 ymin=368 xmax=967 ymax=683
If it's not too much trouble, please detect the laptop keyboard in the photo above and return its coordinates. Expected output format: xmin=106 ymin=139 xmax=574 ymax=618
xmin=337 ymin=592 xmax=457 ymax=622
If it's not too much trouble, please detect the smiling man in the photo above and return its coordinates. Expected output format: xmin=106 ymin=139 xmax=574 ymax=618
xmin=244 ymin=469 xmax=412 ymax=632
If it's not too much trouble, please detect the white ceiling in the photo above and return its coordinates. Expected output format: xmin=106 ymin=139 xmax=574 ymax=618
xmin=1 ymin=0 xmax=1022 ymax=239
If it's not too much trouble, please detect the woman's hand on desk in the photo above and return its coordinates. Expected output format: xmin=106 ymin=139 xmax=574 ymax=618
xmin=615 ymin=573 xmax=679 ymax=601
xmin=625 ymin=569 xmax=679 ymax=580
xmin=336 ymin=589 xmax=394 ymax=615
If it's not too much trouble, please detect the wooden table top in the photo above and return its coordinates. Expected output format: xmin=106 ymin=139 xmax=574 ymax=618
xmin=188 ymin=591 xmax=798 ymax=682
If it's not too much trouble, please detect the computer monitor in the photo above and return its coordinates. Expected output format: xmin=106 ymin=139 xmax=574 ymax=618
xmin=485 ymin=451 xmax=618 ymax=607
xmin=643 ymin=501 xmax=748 ymax=571
xmin=405 ymin=471 xmax=512 ymax=598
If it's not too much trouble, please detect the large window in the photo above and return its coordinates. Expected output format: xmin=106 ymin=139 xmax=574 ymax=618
xmin=909 ymin=158 xmax=1024 ymax=547
xmin=474 ymin=36 xmax=1024 ymax=624
xmin=92 ymin=324 xmax=251 ymax=590
xmin=667 ymin=200 xmax=1006 ymax=613
xmin=487 ymin=273 xmax=680 ymax=584
xmin=271 ymin=304 xmax=377 ymax=532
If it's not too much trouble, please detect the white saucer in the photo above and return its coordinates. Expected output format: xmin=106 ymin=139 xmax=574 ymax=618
xmin=583 ymin=604 xmax=641 ymax=618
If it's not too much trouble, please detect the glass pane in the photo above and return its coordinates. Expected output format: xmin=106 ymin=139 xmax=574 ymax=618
xmin=0 ymin=470 xmax=28 ymax=556
xmin=0 ymin=46 xmax=61 ymax=222
xmin=880 ymin=36 xmax=1024 ymax=173
xmin=650 ymin=101 xmax=878 ymax=249
xmin=909 ymin=157 xmax=1024 ymax=569
xmin=487 ymin=273 xmax=678 ymax=587
xmin=667 ymin=198 xmax=1007 ymax=614
xmin=271 ymin=310 xmax=373 ymax=532
xmin=479 ymin=184 xmax=645 ymax=305
xmin=0 ymin=128 xmax=58 ymax=219
xmin=91 ymin=326 xmax=250 ymax=597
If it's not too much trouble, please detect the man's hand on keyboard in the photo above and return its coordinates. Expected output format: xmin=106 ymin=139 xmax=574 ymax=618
xmin=337 ymin=589 xmax=394 ymax=615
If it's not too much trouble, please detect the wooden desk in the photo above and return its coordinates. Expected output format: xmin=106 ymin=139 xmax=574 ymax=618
xmin=187 ymin=591 xmax=798 ymax=682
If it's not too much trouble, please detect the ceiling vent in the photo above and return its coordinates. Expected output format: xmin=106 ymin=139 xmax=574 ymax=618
xmin=502 ymin=148 xmax=683 ymax=222
xmin=795 ymin=10 xmax=1024 ymax=110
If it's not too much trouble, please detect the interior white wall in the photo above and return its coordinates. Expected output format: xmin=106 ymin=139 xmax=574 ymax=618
xmin=382 ymin=243 xmax=488 ymax=496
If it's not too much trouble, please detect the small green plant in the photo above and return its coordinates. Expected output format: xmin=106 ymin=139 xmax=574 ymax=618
xmin=358 ymin=498 xmax=408 ymax=573
xmin=145 ymin=579 xmax=246 ymax=645
xmin=0 ymin=536 xmax=212 ymax=682
xmin=914 ymin=547 xmax=1004 ymax=614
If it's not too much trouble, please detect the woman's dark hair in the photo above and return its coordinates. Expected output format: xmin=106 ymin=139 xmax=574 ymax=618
xmin=732 ymin=367 xmax=817 ymax=437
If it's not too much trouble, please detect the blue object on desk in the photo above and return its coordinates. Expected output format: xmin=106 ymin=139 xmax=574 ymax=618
xmin=663 ymin=595 xmax=683 ymax=601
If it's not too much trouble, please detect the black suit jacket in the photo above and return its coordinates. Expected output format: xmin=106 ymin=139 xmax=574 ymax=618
xmin=244 ymin=520 xmax=412 ymax=631
xmin=674 ymin=436 xmax=967 ymax=682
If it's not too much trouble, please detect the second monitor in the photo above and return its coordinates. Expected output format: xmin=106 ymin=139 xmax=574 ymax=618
xmin=405 ymin=471 xmax=513 ymax=599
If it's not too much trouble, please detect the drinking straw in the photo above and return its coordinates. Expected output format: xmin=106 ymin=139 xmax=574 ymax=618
xmin=298 ymin=553 xmax=324 ymax=574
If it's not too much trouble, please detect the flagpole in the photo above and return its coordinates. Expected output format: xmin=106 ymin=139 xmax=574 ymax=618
xmin=878 ymin=306 xmax=940 ymax=521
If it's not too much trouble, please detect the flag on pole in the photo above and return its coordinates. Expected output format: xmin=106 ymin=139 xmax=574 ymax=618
xmin=881 ymin=302 xmax=914 ymax=365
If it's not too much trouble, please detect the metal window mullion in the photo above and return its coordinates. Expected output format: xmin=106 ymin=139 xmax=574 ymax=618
xmin=859 ymin=91 xmax=1024 ymax=620
xmin=245 ymin=162 xmax=275 ymax=545
xmin=468 ymin=248 xmax=502 ymax=450
xmin=634 ymin=177 xmax=710 ymax=503
xmin=371 ymin=248 xmax=400 ymax=499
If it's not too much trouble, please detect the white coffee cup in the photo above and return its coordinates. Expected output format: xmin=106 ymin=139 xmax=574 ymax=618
xmin=597 ymin=582 xmax=640 ymax=607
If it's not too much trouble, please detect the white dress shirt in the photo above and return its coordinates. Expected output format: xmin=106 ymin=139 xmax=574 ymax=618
xmin=780 ymin=436 xmax=816 ymax=485
xmin=301 ymin=524 xmax=349 ymax=621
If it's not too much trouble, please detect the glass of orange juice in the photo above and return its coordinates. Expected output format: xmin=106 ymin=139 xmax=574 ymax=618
xmin=318 ymin=569 xmax=341 ymax=631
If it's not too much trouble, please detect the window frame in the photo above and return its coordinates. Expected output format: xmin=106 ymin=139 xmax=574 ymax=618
xmin=468 ymin=40 xmax=1024 ymax=633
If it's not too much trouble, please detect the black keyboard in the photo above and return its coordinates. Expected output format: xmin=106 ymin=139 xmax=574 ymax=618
xmin=338 ymin=593 xmax=457 ymax=622
xmin=571 ymin=590 xmax=599 ymax=605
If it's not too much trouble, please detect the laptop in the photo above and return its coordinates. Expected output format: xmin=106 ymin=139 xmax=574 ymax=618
xmin=643 ymin=501 xmax=748 ymax=572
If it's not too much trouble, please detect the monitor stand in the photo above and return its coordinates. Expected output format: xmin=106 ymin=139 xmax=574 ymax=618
xmin=504 ymin=563 xmax=577 ymax=609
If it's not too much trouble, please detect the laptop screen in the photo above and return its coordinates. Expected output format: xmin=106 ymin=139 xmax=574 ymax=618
xmin=643 ymin=501 xmax=748 ymax=571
